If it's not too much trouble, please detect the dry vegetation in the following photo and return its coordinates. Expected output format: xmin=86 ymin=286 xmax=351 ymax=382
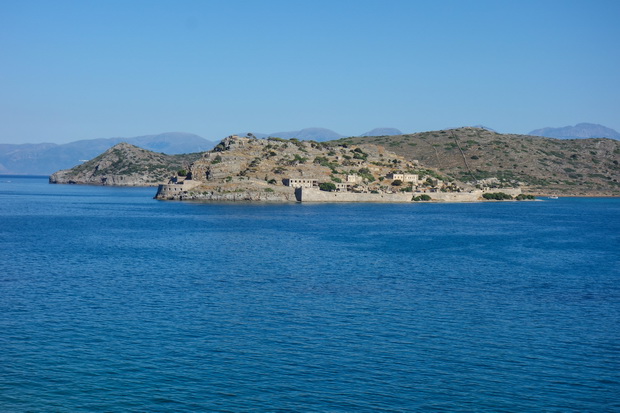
xmin=337 ymin=127 xmax=620 ymax=196
xmin=50 ymin=143 xmax=201 ymax=186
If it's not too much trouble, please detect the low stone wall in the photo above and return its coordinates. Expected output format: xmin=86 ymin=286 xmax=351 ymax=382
xmin=297 ymin=188 xmax=411 ymax=203
xmin=428 ymin=191 xmax=482 ymax=202
xmin=297 ymin=187 xmax=522 ymax=203
xmin=156 ymin=185 xmax=524 ymax=203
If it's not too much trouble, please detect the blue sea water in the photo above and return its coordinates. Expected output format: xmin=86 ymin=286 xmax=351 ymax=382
xmin=1 ymin=176 xmax=619 ymax=412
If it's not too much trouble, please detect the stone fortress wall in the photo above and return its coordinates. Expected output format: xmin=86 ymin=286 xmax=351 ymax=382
xmin=296 ymin=187 xmax=522 ymax=203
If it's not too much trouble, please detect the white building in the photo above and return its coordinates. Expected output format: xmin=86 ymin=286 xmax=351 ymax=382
xmin=346 ymin=174 xmax=363 ymax=183
xmin=386 ymin=173 xmax=419 ymax=184
xmin=283 ymin=178 xmax=318 ymax=188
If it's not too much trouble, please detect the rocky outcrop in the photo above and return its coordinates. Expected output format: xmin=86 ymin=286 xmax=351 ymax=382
xmin=50 ymin=143 xmax=200 ymax=186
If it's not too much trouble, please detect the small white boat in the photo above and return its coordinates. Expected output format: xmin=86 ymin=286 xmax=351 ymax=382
xmin=549 ymin=195 xmax=558 ymax=199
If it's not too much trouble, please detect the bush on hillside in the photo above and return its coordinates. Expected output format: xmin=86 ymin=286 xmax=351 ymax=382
xmin=482 ymin=192 xmax=513 ymax=200
xmin=319 ymin=182 xmax=337 ymax=192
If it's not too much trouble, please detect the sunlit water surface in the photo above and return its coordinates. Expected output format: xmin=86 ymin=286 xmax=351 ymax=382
xmin=1 ymin=176 xmax=619 ymax=411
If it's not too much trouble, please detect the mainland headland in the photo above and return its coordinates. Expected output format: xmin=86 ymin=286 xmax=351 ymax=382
xmin=49 ymin=127 xmax=620 ymax=201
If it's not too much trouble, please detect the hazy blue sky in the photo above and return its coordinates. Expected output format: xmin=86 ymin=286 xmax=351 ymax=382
xmin=1 ymin=0 xmax=619 ymax=144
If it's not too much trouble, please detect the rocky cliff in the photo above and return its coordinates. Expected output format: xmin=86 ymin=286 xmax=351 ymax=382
xmin=49 ymin=143 xmax=201 ymax=186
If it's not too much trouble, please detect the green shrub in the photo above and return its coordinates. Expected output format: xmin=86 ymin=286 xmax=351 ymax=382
xmin=482 ymin=192 xmax=513 ymax=200
xmin=319 ymin=182 xmax=337 ymax=192
xmin=516 ymin=194 xmax=535 ymax=200
xmin=413 ymin=194 xmax=432 ymax=201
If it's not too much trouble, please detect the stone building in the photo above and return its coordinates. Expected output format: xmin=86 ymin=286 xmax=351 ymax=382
xmin=386 ymin=173 xmax=419 ymax=184
xmin=346 ymin=174 xmax=363 ymax=183
xmin=283 ymin=178 xmax=319 ymax=188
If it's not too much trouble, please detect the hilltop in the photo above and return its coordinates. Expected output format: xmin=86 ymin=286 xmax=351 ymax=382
xmin=49 ymin=143 xmax=201 ymax=186
xmin=337 ymin=128 xmax=620 ymax=196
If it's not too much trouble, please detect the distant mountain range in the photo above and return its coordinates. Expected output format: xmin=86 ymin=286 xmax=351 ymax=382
xmin=5 ymin=122 xmax=618 ymax=176
xmin=359 ymin=128 xmax=403 ymax=137
xmin=529 ymin=123 xmax=620 ymax=140
xmin=0 ymin=132 xmax=216 ymax=175
xmin=1 ymin=128 xmax=404 ymax=175
xmin=238 ymin=127 xmax=404 ymax=141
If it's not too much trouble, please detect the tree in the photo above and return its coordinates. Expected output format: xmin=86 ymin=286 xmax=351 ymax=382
xmin=319 ymin=182 xmax=337 ymax=192
xmin=392 ymin=179 xmax=403 ymax=186
xmin=482 ymin=192 xmax=513 ymax=200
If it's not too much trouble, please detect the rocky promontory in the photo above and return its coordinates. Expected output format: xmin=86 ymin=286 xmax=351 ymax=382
xmin=49 ymin=143 xmax=201 ymax=186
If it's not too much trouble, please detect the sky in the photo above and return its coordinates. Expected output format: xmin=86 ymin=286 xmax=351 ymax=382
xmin=1 ymin=0 xmax=619 ymax=144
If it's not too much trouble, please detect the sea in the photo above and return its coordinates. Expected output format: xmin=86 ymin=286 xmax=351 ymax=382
xmin=1 ymin=175 xmax=619 ymax=412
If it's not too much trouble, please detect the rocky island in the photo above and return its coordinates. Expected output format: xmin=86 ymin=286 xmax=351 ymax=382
xmin=49 ymin=127 xmax=619 ymax=200
xmin=153 ymin=135 xmax=522 ymax=202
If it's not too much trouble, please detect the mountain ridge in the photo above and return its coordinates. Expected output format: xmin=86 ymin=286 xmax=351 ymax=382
xmin=529 ymin=123 xmax=620 ymax=140
xmin=0 ymin=132 xmax=216 ymax=175
xmin=237 ymin=127 xmax=404 ymax=141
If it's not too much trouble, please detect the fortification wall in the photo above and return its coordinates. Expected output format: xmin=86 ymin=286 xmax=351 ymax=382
xmin=297 ymin=187 xmax=522 ymax=203
xmin=297 ymin=188 xmax=411 ymax=203
xmin=155 ymin=180 xmax=201 ymax=199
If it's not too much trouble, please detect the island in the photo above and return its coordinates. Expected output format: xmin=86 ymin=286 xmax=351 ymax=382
xmin=50 ymin=127 xmax=619 ymax=200
xmin=154 ymin=135 xmax=523 ymax=202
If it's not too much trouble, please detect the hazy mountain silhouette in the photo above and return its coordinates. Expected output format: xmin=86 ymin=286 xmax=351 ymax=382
xmin=268 ymin=127 xmax=344 ymax=141
xmin=0 ymin=132 xmax=216 ymax=175
xmin=359 ymin=128 xmax=402 ymax=137
xmin=239 ymin=127 xmax=404 ymax=141
xmin=529 ymin=123 xmax=620 ymax=140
